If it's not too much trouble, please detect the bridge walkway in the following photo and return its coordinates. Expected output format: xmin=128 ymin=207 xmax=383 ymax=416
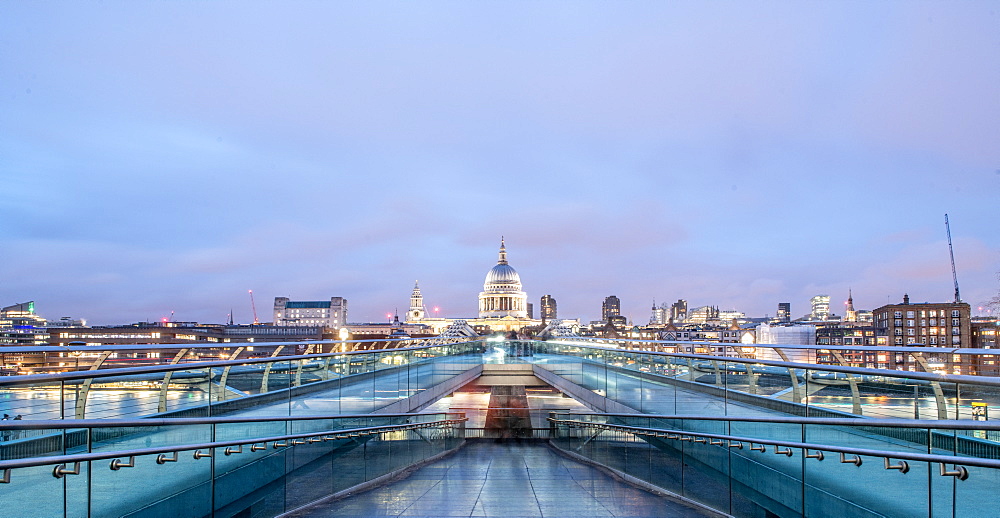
xmin=285 ymin=441 xmax=719 ymax=518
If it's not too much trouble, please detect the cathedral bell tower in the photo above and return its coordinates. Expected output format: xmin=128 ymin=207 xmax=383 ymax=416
xmin=406 ymin=281 xmax=426 ymax=322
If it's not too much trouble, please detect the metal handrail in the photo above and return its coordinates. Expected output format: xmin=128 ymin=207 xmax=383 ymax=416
xmin=6 ymin=337 xmax=996 ymax=389
xmin=560 ymin=336 xmax=998 ymax=356
xmin=0 ymin=418 xmax=467 ymax=473
xmin=0 ymin=339 xmax=484 ymax=386
xmin=541 ymin=341 xmax=1000 ymax=387
xmin=546 ymin=412 xmax=1000 ymax=431
xmin=0 ymin=412 xmax=467 ymax=430
xmin=549 ymin=418 xmax=993 ymax=473
xmin=0 ymin=337 xmax=418 ymax=355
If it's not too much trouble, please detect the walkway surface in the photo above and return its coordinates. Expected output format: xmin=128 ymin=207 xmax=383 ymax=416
xmin=287 ymin=441 xmax=719 ymax=518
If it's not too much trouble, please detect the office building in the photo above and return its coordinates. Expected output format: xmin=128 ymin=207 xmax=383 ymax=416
xmin=873 ymin=294 xmax=971 ymax=348
xmin=670 ymin=299 xmax=688 ymax=322
xmin=540 ymin=295 xmax=557 ymax=323
xmin=273 ymin=297 xmax=348 ymax=328
xmin=776 ymin=302 xmax=791 ymax=323
xmin=810 ymin=295 xmax=830 ymax=320
xmin=0 ymin=301 xmax=49 ymax=346
xmin=601 ymin=296 xmax=621 ymax=322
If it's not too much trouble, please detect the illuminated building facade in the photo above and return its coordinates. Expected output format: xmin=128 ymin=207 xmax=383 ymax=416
xmin=776 ymin=302 xmax=791 ymax=323
xmin=406 ymin=281 xmax=426 ymax=322
xmin=273 ymin=297 xmax=348 ymax=327
xmin=687 ymin=305 xmax=720 ymax=324
xmin=601 ymin=296 xmax=620 ymax=321
xmin=810 ymin=295 xmax=831 ymax=320
xmin=478 ymin=238 xmax=528 ymax=319
xmin=873 ymin=295 xmax=971 ymax=348
xmin=0 ymin=301 xmax=49 ymax=346
xmin=670 ymin=299 xmax=688 ymax=322
xmin=540 ymin=295 xmax=557 ymax=323
xmin=844 ymin=290 xmax=858 ymax=322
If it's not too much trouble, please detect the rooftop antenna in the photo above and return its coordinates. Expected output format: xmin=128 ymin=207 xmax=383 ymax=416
xmin=945 ymin=214 xmax=962 ymax=303
xmin=249 ymin=290 xmax=259 ymax=324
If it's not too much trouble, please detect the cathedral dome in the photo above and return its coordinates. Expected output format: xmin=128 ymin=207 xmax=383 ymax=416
xmin=478 ymin=238 xmax=528 ymax=319
xmin=485 ymin=263 xmax=521 ymax=287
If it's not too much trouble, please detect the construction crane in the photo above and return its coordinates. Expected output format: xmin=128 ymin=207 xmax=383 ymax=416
xmin=945 ymin=214 xmax=962 ymax=303
xmin=249 ymin=289 xmax=259 ymax=325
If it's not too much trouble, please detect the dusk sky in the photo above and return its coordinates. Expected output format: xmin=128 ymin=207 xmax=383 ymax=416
xmin=2 ymin=3 xmax=998 ymax=326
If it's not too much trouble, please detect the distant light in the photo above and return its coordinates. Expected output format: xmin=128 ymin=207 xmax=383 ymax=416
xmin=434 ymin=307 xmax=440 ymax=312
xmin=161 ymin=317 xmax=168 ymax=323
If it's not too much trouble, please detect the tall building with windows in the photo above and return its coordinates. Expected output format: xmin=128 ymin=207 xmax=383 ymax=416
xmin=540 ymin=295 xmax=557 ymax=323
xmin=602 ymin=296 xmax=621 ymax=321
xmin=810 ymin=295 xmax=830 ymax=320
xmin=0 ymin=301 xmax=49 ymax=346
xmin=478 ymin=238 xmax=528 ymax=319
xmin=670 ymin=299 xmax=688 ymax=323
xmin=273 ymin=297 xmax=348 ymax=327
xmin=873 ymin=294 xmax=971 ymax=349
xmin=776 ymin=302 xmax=791 ymax=322
xmin=687 ymin=305 xmax=720 ymax=324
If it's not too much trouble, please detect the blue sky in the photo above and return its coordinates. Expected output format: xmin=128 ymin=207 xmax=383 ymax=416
xmin=2 ymin=2 xmax=998 ymax=325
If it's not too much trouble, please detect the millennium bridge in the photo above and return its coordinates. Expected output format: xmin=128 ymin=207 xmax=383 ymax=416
xmin=1 ymin=337 xmax=999 ymax=518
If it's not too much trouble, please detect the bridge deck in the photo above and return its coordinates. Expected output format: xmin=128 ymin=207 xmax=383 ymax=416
xmin=285 ymin=441 xmax=718 ymax=518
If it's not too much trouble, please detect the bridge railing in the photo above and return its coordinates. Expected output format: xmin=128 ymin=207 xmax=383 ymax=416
xmin=519 ymin=339 xmax=1000 ymax=420
xmin=549 ymin=412 xmax=1000 ymax=518
xmin=0 ymin=338 xmax=486 ymax=421
xmin=0 ymin=412 xmax=466 ymax=517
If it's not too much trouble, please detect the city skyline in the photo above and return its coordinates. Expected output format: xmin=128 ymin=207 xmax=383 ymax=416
xmin=5 ymin=236 xmax=994 ymax=327
xmin=2 ymin=3 xmax=998 ymax=325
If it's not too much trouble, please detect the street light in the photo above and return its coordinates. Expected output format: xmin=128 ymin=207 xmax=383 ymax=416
xmin=338 ymin=327 xmax=350 ymax=353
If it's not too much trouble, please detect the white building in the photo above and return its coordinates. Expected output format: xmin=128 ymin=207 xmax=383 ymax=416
xmin=406 ymin=281 xmax=427 ymax=322
xmin=753 ymin=323 xmax=817 ymax=363
xmin=718 ymin=310 xmax=746 ymax=322
xmin=687 ymin=306 xmax=719 ymax=324
xmin=273 ymin=297 xmax=347 ymax=327
xmin=810 ymin=294 xmax=831 ymax=320
xmin=478 ymin=238 xmax=528 ymax=319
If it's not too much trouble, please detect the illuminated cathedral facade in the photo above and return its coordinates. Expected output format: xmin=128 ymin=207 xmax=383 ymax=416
xmin=478 ymin=238 xmax=528 ymax=319
xmin=405 ymin=238 xmax=540 ymax=333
